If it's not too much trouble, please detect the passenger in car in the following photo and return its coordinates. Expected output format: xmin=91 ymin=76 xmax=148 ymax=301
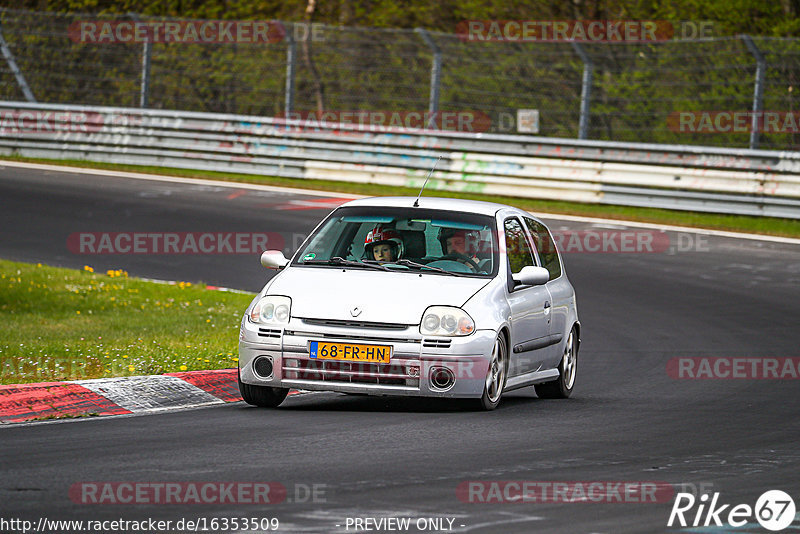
xmin=364 ymin=225 xmax=405 ymax=262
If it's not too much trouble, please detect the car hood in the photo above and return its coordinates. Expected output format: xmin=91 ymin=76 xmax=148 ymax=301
xmin=268 ymin=266 xmax=491 ymax=324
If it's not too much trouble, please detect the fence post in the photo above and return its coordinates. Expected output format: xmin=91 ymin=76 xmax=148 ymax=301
xmin=415 ymin=28 xmax=442 ymax=128
xmin=140 ymin=39 xmax=152 ymax=108
xmin=741 ymin=35 xmax=765 ymax=150
xmin=128 ymin=13 xmax=152 ymax=108
xmin=284 ymin=22 xmax=296 ymax=116
xmin=0 ymin=23 xmax=36 ymax=102
xmin=571 ymin=42 xmax=592 ymax=140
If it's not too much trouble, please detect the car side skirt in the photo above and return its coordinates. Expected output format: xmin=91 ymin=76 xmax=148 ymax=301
xmin=504 ymin=368 xmax=560 ymax=391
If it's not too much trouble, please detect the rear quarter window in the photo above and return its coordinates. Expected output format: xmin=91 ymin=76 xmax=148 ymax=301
xmin=524 ymin=217 xmax=562 ymax=280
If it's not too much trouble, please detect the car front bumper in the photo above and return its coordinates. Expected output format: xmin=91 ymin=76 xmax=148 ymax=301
xmin=238 ymin=318 xmax=495 ymax=398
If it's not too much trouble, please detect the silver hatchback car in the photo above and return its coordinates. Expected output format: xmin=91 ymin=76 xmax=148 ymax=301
xmin=238 ymin=196 xmax=580 ymax=410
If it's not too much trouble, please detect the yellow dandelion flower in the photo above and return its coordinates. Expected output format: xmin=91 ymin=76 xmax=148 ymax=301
xmin=179 ymin=365 xmax=187 ymax=371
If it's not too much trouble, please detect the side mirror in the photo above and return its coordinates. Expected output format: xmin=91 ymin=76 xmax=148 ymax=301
xmin=260 ymin=250 xmax=289 ymax=269
xmin=512 ymin=266 xmax=550 ymax=287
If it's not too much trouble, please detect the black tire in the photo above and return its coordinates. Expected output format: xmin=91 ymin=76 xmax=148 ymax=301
xmin=474 ymin=333 xmax=508 ymax=410
xmin=238 ymin=370 xmax=289 ymax=408
xmin=535 ymin=327 xmax=578 ymax=399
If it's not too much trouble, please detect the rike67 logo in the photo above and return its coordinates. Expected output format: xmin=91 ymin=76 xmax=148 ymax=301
xmin=668 ymin=490 xmax=796 ymax=531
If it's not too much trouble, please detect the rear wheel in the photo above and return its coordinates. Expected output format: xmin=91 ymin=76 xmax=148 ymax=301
xmin=238 ymin=369 xmax=289 ymax=407
xmin=475 ymin=333 xmax=508 ymax=410
xmin=535 ymin=327 xmax=577 ymax=399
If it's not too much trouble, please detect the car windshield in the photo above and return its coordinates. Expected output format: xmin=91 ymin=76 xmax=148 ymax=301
xmin=293 ymin=206 xmax=499 ymax=277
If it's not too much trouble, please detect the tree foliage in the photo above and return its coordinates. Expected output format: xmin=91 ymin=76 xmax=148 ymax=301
xmin=3 ymin=0 xmax=799 ymax=36
xmin=1 ymin=1 xmax=799 ymax=149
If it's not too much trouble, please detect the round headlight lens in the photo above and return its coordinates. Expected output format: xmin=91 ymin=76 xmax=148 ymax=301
xmin=423 ymin=313 xmax=440 ymax=331
xmin=441 ymin=314 xmax=457 ymax=334
xmin=260 ymin=303 xmax=275 ymax=321
xmin=275 ymin=304 xmax=289 ymax=322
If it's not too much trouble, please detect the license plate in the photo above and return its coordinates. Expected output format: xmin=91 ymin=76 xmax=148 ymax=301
xmin=308 ymin=341 xmax=391 ymax=363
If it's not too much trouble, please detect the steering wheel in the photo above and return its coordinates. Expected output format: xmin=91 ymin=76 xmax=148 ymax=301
xmin=440 ymin=253 xmax=480 ymax=272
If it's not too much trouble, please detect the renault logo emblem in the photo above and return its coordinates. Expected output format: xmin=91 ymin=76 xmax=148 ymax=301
xmin=350 ymin=307 xmax=362 ymax=317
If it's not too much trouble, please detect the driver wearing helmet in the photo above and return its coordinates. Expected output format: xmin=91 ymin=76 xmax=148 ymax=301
xmin=364 ymin=225 xmax=404 ymax=262
xmin=438 ymin=228 xmax=480 ymax=270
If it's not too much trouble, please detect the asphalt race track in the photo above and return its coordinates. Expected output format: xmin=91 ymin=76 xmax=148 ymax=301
xmin=2 ymin=163 xmax=799 ymax=533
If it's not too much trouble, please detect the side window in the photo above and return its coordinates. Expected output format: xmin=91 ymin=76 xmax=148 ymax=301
xmin=504 ymin=218 xmax=535 ymax=274
xmin=524 ymin=217 xmax=562 ymax=280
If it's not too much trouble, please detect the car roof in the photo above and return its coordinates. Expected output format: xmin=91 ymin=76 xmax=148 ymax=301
xmin=340 ymin=196 xmax=514 ymax=216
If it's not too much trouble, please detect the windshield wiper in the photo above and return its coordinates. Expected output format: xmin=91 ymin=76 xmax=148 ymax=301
xmin=304 ymin=257 xmax=390 ymax=271
xmin=393 ymin=259 xmax=464 ymax=276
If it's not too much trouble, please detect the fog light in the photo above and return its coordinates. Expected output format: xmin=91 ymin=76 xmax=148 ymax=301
xmin=253 ymin=356 xmax=274 ymax=378
xmin=429 ymin=366 xmax=455 ymax=391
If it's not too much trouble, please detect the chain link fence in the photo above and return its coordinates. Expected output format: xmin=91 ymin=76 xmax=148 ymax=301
xmin=1 ymin=8 xmax=799 ymax=150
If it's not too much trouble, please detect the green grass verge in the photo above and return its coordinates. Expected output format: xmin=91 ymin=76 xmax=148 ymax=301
xmin=3 ymin=155 xmax=800 ymax=238
xmin=0 ymin=259 xmax=254 ymax=385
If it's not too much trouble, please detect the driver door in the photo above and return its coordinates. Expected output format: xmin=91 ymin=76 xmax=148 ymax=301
xmin=504 ymin=217 xmax=552 ymax=377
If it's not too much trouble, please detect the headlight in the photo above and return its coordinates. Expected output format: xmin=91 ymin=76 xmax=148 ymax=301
xmin=420 ymin=306 xmax=475 ymax=337
xmin=250 ymin=295 xmax=291 ymax=325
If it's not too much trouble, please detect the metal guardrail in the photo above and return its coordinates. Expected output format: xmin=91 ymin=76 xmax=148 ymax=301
xmin=1 ymin=101 xmax=800 ymax=219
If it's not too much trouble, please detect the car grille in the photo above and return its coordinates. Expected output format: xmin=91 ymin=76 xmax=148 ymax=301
xmin=422 ymin=338 xmax=452 ymax=349
xmin=284 ymin=331 xmax=419 ymax=344
xmin=282 ymin=358 xmax=420 ymax=388
xmin=301 ymin=318 xmax=409 ymax=330
xmin=257 ymin=328 xmax=281 ymax=339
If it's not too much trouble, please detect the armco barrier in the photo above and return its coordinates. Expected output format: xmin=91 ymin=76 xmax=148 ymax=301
xmin=1 ymin=101 xmax=800 ymax=218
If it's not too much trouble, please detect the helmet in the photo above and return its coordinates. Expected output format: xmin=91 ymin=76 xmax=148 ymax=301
xmin=364 ymin=225 xmax=404 ymax=260
xmin=438 ymin=227 xmax=478 ymax=254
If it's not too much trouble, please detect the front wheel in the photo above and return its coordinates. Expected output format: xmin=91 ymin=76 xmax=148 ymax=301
xmin=535 ymin=327 xmax=578 ymax=399
xmin=238 ymin=370 xmax=289 ymax=407
xmin=474 ymin=333 xmax=508 ymax=410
